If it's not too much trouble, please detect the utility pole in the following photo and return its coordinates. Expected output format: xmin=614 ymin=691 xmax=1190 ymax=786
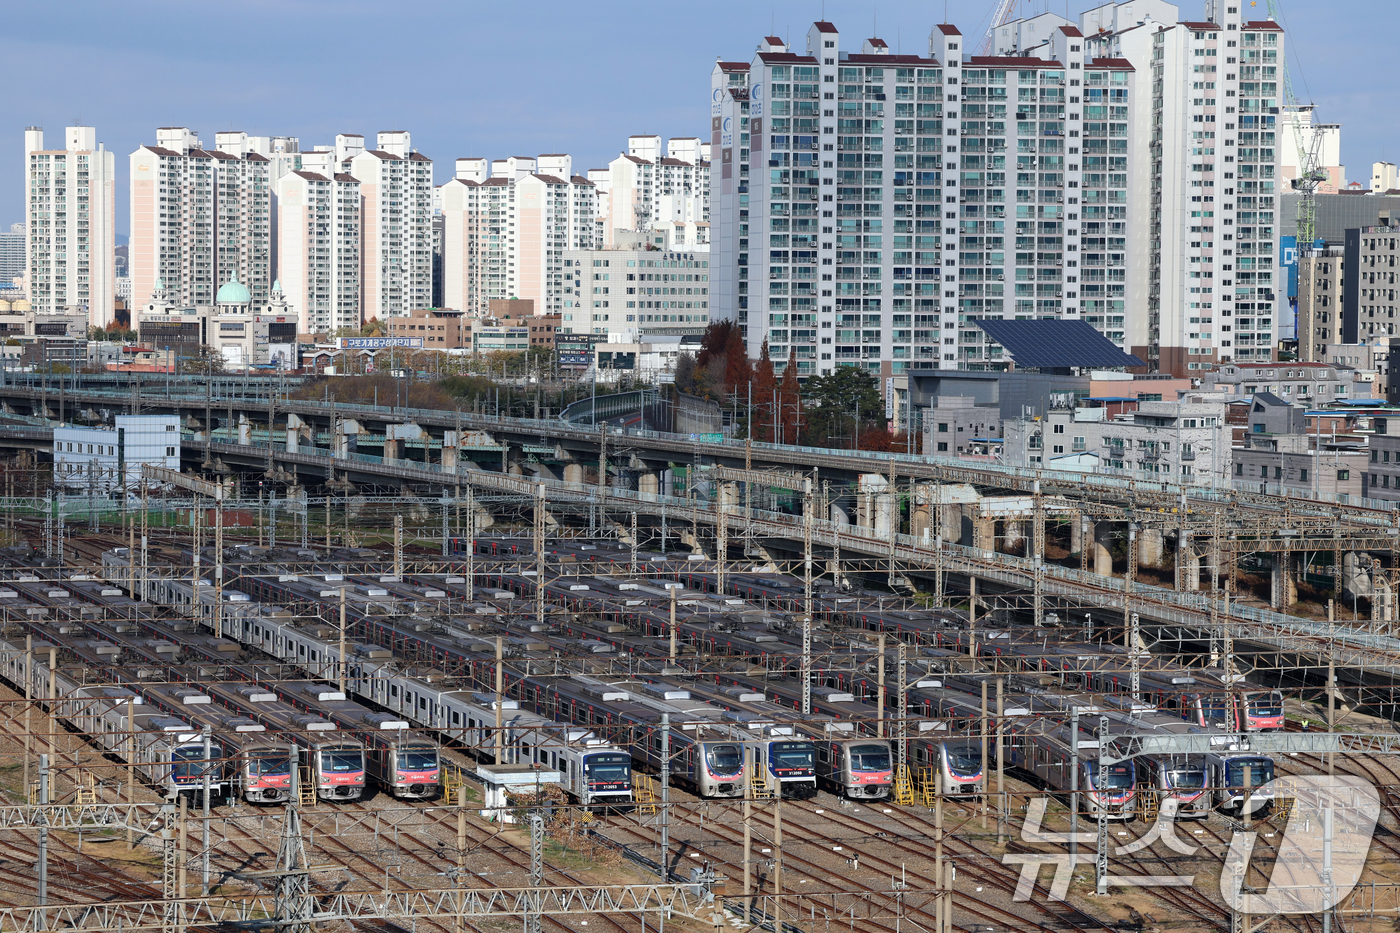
xmin=338 ymin=588 xmax=347 ymax=695
xmin=802 ymin=477 xmax=814 ymax=715
xmin=1095 ymin=715 xmax=1109 ymax=897
xmin=393 ymin=514 xmax=404 ymax=579
xmin=534 ymin=484 xmax=546 ymax=628
xmin=494 ymin=636 xmax=505 ymax=762
xmin=659 ymin=714 xmax=671 ymax=879
xmin=876 ymin=632 xmax=886 ymax=738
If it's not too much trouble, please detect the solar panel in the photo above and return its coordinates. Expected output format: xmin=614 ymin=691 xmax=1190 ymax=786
xmin=973 ymin=319 xmax=1146 ymax=369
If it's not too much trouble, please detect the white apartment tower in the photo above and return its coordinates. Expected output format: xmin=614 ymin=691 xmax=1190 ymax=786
xmin=714 ymin=23 xmax=1133 ymax=378
xmin=343 ymin=131 xmax=433 ymax=318
xmin=439 ymin=155 xmax=596 ymax=316
xmin=24 ymin=126 xmax=117 ymax=325
xmin=129 ymin=127 xmax=272 ymax=311
xmin=597 ymin=136 xmax=711 ymax=248
xmin=275 ymin=169 xmax=361 ymax=333
xmin=1084 ymin=0 xmax=1285 ymax=374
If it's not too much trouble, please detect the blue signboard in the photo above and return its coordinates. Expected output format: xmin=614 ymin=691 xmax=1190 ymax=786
xmin=1279 ymin=235 xmax=1299 ymax=300
xmin=338 ymin=337 xmax=424 ymax=349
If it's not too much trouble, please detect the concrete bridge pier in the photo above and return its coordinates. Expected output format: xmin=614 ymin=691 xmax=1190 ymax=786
xmin=1092 ymin=521 xmax=1115 ymax=577
xmin=1270 ymin=553 xmax=1297 ymax=611
xmin=237 ymin=413 xmax=253 ymax=446
xmin=563 ymin=463 xmax=586 ymax=485
xmin=1139 ymin=527 xmax=1164 ymax=569
xmin=384 ymin=423 xmax=426 ymax=462
xmin=638 ymin=472 xmax=660 ymax=497
xmin=1003 ymin=520 xmax=1025 ymax=555
xmin=285 ymin=414 xmax=313 ymax=454
xmin=335 ymin=419 xmax=362 ymax=458
xmin=1069 ymin=512 xmax=1084 ymax=556
xmin=1342 ymin=551 xmax=1375 ymax=604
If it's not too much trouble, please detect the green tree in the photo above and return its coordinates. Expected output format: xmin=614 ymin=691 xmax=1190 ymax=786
xmin=802 ymin=365 xmax=881 ymax=447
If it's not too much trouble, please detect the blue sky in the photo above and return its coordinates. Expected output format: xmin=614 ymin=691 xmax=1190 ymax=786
xmin=3 ymin=0 xmax=1384 ymax=235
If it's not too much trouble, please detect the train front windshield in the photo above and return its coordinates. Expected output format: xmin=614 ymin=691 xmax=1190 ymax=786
xmin=172 ymin=745 xmax=219 ymax=782
xmin=397 ymin=749 xmax=438 ymax=772
xmin=321 ymin=750 xmax=364 ymax=773
xmin=253 ymin=754 xmax=291 ymax=776
xmin=705 ymin=744 xmax=744 ymax=775
xmin=1168 ymin=768 xmax=1205 ymax=789
xmin=944 ymin=744 xmax=982 ymax=776
xmin=850 ymin=743 xmax=892 ymax=773
xmin=771 ymin=742 xmax=816 ymax=774
xmin=1226 ymin=759 xmax=1275 ymax=788
xmin=1093 ymin=763 xmax=1134 ymax=790
xmin=1247 ymin=693 xmax=1284 ymax=718
xmin=584 ymin=753 xmax=631 ymax=786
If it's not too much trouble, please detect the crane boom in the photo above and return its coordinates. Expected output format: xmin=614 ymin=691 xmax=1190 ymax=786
xmin=978 ymin=0 xmax=1020 ymax=56
xmin=1266 ymin=0 xmax=1325 ymax=245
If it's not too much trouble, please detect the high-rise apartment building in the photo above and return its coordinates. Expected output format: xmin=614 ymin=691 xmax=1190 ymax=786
xmin=0 ymin=223 xmax=24 ymax=286
xmin=24 ymin=126 xmax=116 ymax=325
xmin=275 ymin=168 xmax=361 ymax=334
xmin=129 ymin=127 xmax=272 ymax=311
xmin=339 ymin=132 xmax=433 ymax=319
xmin=439 ymin=155 xmax=596 ymax=316
xmin=713 ymin=1 xmax=1284 ymax=379
xmin=713 ymin=22 xmax=1128 ymax=379
xmin=594 ymin=136 xmax=710 ymax=248
xmin=1084 ymin=0 xmax=1285 ymax=373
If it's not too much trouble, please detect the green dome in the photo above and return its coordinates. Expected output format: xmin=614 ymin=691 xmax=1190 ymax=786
xmin=216 ymin=273 xmax=251 ymax=305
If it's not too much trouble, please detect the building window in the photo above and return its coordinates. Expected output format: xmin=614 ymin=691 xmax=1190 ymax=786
xmin=938 ymin=423 xmax=948 ymax=432
xmin=1338 ymin=470 xmax=1350 ymax=481
xmin=937 ymin=442 xmax=948 ymax=452
xmin=1300 ymin=468 xmax=1308 ymax=481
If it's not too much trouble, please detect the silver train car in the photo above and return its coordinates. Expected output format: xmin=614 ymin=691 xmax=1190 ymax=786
xmin=1002 ymin=718 xmax=1137 ymax=821
xmin=0 ymin=636 xmax=206 ymax=801
xmin=278 ymin=681 xmax=441 ymax=800
xmin=444 ymin=693 xmax=634 ymax=806
xmin=203 ymin=681 xmax=367 ymax=802
xmin=1206 ymin=750 xmax=1276 ymax=815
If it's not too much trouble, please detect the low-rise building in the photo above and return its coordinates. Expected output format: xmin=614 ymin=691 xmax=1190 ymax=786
xmin=922 ymin=396 xmax=1002 ymax=456
xmin=1201 ymin=361 xmax=1353 ymax=403
xmin=1232 ymin=435 xmax=1367 ymax=502
xmin=385 ymin=309 xmax=468 ymax=349
xmin=53 ymin=415 xmax=180 ymax=492
xmin=1001 ymin=395 xmax=1230 ymax=486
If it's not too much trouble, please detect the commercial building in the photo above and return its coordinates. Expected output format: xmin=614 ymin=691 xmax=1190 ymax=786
xmin=560 ymin=248 xmax=710 ymax=338
xmin=439 ymin=155 xmax=596 ymax=317
xmin=135 ymin=276 xmax=299 ymax=370
xmin=53 ymin=415 xmax=180 ymax=492
xmin=129 ymin=127 xmax=274 ymax=312
xmin=24 ymin=126 xmax=117 ymax=326
xmin=1232 ymin=394 xmax=1367 ymax=500
xmin=385 ymin=308 xmax=468 ymax=349
xmin=1298 ymin=218 xmax=1400 ymax=363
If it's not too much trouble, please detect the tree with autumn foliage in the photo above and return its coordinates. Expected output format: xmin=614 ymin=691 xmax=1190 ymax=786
xmin=751 ymin=340 xmax=777 ymax=441
xmin=773 ymin=349 xmax=805 ymax=444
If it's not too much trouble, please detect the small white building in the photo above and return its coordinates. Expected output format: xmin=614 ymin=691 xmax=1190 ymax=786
xmin=53 ymin=415 xmax=180 ymax=492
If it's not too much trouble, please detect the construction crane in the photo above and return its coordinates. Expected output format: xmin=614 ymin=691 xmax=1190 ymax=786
xmin=978 ymin=0 xmax=1021 ymax=56
xmin=1267 ymin=0 xmax=1327 ymax=246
